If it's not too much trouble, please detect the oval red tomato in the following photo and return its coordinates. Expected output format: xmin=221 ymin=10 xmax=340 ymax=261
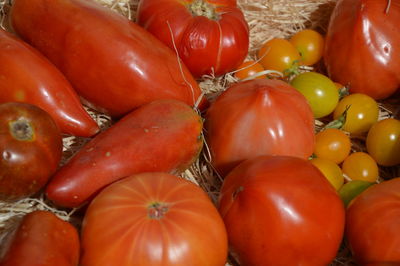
xmin=81 ymin=172 xmax=228 ymax=266
xmin=324 ymin=0 xmax=400 ymax=99
xmin=136 ymin=0 xmax=249 ymax=78
xmin=346 ymin=177 xmax=400 ymax=264
xmin=0 ymin=102 xmax=62 ymax=201
xmin=204 ymin=79 xmax=315 ymax=177
xmin=219 ymin=155 xmax=345 ymax=265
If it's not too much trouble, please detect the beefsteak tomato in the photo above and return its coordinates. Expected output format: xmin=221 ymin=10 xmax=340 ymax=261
xmin=46 ymin=99 xmax=203 ymax=208
xmin=0 ymin=102 xmax=62 ymax=201
xmin=0 ymin=210 xmax=80 ymax=266
xmin=204 ymin=79 xmax=315 ymax=177
xmin=136 ymin=0 xmax=249 ymax=78
xmin=81 ymin=172 xmax=228 ymax=266
xmin=0 ymin=29 xmax=98 ymax=137
xmin=219 ymin=155 xmax=345 ymax=265
xmin=10 ymin=0 xmax=203 ymax=117
xmin=346 ymin=177 xmax=400 ymax=264
xmin=324 ymin=0 xmax=400 ymax=99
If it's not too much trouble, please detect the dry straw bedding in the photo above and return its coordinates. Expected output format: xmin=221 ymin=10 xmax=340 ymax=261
xmin=0 ymin=0 xmax=399 ymax=265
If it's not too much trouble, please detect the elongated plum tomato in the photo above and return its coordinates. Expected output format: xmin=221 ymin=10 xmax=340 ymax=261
xmin=81 ymin=172 xmax=228 ymax=266
xmin=346 ymin=178 xmax=400 ymax=264
xmin=136 ymin=0 xmax=249 ymax=78
xmin=289 ymin=29 xmax=325 ymax=66
xmin=314 ymin=128 xmax=351 ymax=164
xmin=0 ymin=102 xmax=62 ymax=201
xmin=234 ymin=60 xmax=266 ymax=80
xmin=324 ymin=0 xmax=400 ymax=99
xmin=0 ymin=210 xmax=80 ymax=266
xmin=205 ymin=79 xmax=315 ymax=177
xmin=219 ymin=155 xmax=345 ymax=265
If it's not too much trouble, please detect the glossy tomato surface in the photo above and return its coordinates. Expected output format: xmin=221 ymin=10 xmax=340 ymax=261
xmin=0 ymin=29 xmax=98 ymax=137
xmin=234 ymin=60 xmax=266 ymax=80
xmin=11 ymin=0 xmax=203 ymax=117
xmin=346 ymin=178 xmax=400 ymax=264
xmin=81 ymin=172 xmax=228 ymax=266
xmin=290 ymin=29 xmax=324 ymax=66
xmin=219 ymin=155 xmax=345 ymax=265
xmin=46 ymin=99 xmax=203 ymax=208
xmin=324 ymin=0 xmax=400 ymax=99
xmin=0 ymin=210 xmax=80 ymax=266
xmin=137 ymin=0 xmax=249 ymax=78
xmin=0 ymin=102 xmax=62 ymax=201
xmin=205 ymin=79 xmax=315 ymax=177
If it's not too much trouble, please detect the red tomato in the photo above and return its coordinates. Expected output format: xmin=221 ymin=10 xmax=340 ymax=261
xmin=0 ymin=102 xmax=62 ymax=201
xmin=290 ymin=29 xmax=325 ymax=66
xmin=11 ymin=0 xmax=204 ymax=117
xmin=204 ymin=79 xmax=315 ymax=177
xmin=234 ymin=60 xmax=266 ymax=80
xmin=81 ymin=172 xmax=228 ymax=266
xmin=46 ymin=99 xmax=203 ymax=208
xmin=346 ymin=178 xmax=400 ymax=264
xmin=219 ymin=155 xmax=345 ymax=265
xmin=0 ymin=210 xmax=80 ymax=266
xmin=136 ymin=0 xmax=249 ymax=78
xmin=0 ymin=29 xmax=98 ymax=137
xmin=324 ymin=0 xmax=400 ymax=99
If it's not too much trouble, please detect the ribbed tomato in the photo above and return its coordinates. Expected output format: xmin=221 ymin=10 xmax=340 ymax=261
xmin=136 ymin=0 xmax=249 ymax=78
xmin=81 ymin=172 xmax=228 ymax=266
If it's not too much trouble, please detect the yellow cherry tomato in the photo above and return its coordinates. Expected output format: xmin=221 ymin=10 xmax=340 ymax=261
xmin=310 ymin=157 xmax=344 ymax=190
xmin=289 ymin=29 xmax=324 ymax=66
xmin=234 ymin=61 xmax=266 ymax=80
xmin=314 ymin=128 xmax=351 ymax=164
xmin=342 ymin=152 xmax=379 ymax=183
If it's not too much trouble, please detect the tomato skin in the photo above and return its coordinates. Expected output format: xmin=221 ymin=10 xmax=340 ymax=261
xmin=234 ymin=60 xmax=266 ymax=80
xmin=290 ymin=29 xmax=325 ymax=66
xmin=136 ymin=0 xmax=249 ymax=78
xmin=205 ymin=79 xmax=315 ymax=177
xmin=324 ymin=0 xmax=400 ymax=100
xmin=46 ymin=99 xmax=203 ymax=208
xmin=0 ymin=210 xmax=80 ymax=266
xmin=219 ymin=155 xmax=345 ymax=265
xmin=0 ymin=102 xmax=62 ymax=201
xmin=310 ymin=157 xmax=344 ymax=190
xmin=81 ymin=172 xmax=228 ymax=266
xmin=11 ymin=0 xmax=203 ymax=117
xmin=314 ymin=128 xmax=351 ymax=164
xmin=346 ymin=178 xmax=400 ymax=264
xmin=0 ymin=29 xmax=98 ymax=137
xmin=342 ymin=152 xmax=379 ymax=183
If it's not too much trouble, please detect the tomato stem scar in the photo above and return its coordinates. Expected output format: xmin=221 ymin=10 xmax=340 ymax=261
xmin=148 ymin=202 xmax=169 ymax=219
xmin=9 ymin=119 xmax=34 ymax=141
xmin=188 ymin=0 xmax=219 ymax=20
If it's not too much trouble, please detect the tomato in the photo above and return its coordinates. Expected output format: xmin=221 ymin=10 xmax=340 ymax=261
xmin=11 ymin=0 xmax=204 ymax=117
xmin=324 ymin=0 xmax=400 ymax=99
xmin=233 ymin=60 xmax=266 ymax=80
xmin=81 ymin=172 xmax=228 ymax=266
xmin=346 ymin=178 xmax=400 ymax=264
xmin=257 ymin=38 xmax=301 ymax=75
xmin=289 ymin=29 xmax=324 ymax=66
xmin=46 ymin=99 xmax=203 ymax=208
xmin=219 ymin=155 xmax=345 ymax=265
xmin=290 ymin=71 xmax=339 ymax=118
xmin=310 ymin=157 xmax=344 ymax=190
xmin=0 ymin=29 xmax=99 ymax=137
xmin=333 ymin=93 xmax=379 ymax=135
xmin=136 ymin=0 xmax=249 ymax=78
xmin=342 ymin=152 xmax=379 ymax=183
xmin=204 ymin=79 xmax=315 ymax=177
xmin=366 ymin=118 xmax=400 ymax=166
xmin=0 ymin=102 xmax=62 ymax=201
xmin=0 ymin=210 xmax=80 ymax=266
xmin=339 ymin=180 xmax=375 ymax=207
xmin=314 ymin=128 xmax=351 ymax=164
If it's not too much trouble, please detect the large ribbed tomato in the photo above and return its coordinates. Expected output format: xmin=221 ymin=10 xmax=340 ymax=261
xmin=81 ymin=172 xmax=228 ymax=266
xmin=204 ymin=79 xmax=315 ymax=177
xmin=324 ymin=0 xmax=400 ymax=99
xmin=136 ymin=0 xmax=249 ymax=78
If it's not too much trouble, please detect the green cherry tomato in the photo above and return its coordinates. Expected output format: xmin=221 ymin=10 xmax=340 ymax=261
xmin=339 ymin=180 xmax=375 ymax=207
xmin=290 ymin=72 xmax=339 ymax=118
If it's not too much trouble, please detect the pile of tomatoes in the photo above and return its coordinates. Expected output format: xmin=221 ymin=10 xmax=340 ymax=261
xmin=0 ymin=0 xmax=400 ymax=265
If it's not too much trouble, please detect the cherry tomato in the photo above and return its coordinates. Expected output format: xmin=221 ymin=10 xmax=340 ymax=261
xmin=290 ymin=72 xmax=339 ymax=118
xmin=339 ymin=180 xmax=375 ymax=207
xmin=333 ymin=93 xmax=379 ymax=135
xmin=366 ymin=118 xmax=400 ymax=166
xmin=233 ymin=60 xmax=266 ymax=80
xmin=310 ymin=157 xmax=344 ymax=190
xmin=314 ymin=128 xmax=351 ymax=164
xmin=289 ymin=29 xmax=324 ymax=66
xmin=342 ymin=152 xmax=379 ymax=183
xmin=257 ymin=38 xmax=301 ymax=75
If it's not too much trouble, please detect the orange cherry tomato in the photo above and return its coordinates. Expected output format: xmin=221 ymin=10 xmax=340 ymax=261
xmin=310 ymin=157 xmax=344 ymax=190
xmin=234 ymin=60 xmax=266 ymax=80
xmin=342 ymin=152 xmax=379 ymax=183
xmin=290 ymin=29 xmax=324 ymax=66
xmin=314 ymin=128 xmax=351 ymax=164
